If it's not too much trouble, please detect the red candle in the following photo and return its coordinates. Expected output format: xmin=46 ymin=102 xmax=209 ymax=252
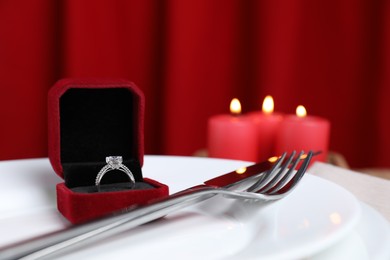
xmin=275 ymin=105 xmax=330 ymax=164
xmin=246 ymin=95 xmax=283 ymax=162
xmin=208 ymin=98 xmax=259 ymax=162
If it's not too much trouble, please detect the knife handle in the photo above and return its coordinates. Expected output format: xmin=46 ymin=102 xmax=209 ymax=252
xmin=0 ymin=185 xmax=217 ymax=260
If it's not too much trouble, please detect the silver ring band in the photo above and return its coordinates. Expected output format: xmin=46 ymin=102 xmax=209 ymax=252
xmin=95 ymin=156 xmax=135 ymax=190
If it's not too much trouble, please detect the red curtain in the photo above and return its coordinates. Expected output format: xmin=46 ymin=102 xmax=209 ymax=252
xmin=1 ymin=0 xmax=390 ymax=168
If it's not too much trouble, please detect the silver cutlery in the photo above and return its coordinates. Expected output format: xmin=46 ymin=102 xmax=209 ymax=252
xmin=0 ymin=150 xmax=313 ymax=260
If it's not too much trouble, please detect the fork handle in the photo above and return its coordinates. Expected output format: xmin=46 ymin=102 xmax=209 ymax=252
xmin=0 ymin=186 xmax=218 ymax=260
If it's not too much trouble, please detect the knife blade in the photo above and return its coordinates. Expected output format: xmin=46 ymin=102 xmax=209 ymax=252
xmin=0 ymin=157 xmax=277 ymax=260
xmin=205 ymin=159 xmax=274 ymax=187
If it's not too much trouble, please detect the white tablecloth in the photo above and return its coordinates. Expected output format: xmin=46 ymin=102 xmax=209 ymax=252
xmin=309 ymin=162 xmax=390 ymax=222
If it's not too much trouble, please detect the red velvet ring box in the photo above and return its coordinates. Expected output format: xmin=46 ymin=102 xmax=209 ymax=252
xmin=48 ymin=78 xmax=169 ymax=224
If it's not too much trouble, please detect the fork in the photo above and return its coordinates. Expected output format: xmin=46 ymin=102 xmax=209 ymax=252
xmin=1 ymin=150 xmax=313 ymax=260
xmin=188 ymin=150 xmax=312 ymax=202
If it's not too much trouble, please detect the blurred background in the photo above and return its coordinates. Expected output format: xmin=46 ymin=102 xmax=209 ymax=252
xmin=1 ymin=0 xmax=389 ymax=168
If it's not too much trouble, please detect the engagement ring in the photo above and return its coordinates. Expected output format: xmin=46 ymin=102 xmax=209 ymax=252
xmin=95 ymin=156 xmax=135 ymax=190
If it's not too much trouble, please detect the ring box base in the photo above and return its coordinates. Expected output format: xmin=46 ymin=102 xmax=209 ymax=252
xmin=57 ymin=178 xmax=168 ymax=224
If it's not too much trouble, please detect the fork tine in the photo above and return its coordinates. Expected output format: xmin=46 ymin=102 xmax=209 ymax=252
xmin=245 ymin=152 xmax=287 ymax=193
xmin=268 ymin=150 xmax=313 ymax=195
xmin=258 ymin=150 xmax=298 ymax=193
xmin=261 ymin=150 xmax=304 ymax=194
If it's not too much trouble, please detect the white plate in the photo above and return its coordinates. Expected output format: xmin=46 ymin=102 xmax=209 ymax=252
xmin=0 ymin=156 xmax=383 ymax=259
xmin=311 ymin=202 xmax=390 ymax=260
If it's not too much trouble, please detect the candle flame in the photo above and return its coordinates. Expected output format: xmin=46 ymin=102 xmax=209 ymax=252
xmin=268 ymin=156 xmax=279 ymax=163
xmin=296 ymin=105 xmax=307 ymax=118
xmin=300 ymin=153 xmax=308 ymax=159
xmin=329 ymin=212 xmax=342 ymax=225
xmin=230 ymin=98 xmax=241 ymax=115
xmin=235 ymin=167 xmax=247 ymax=174
xmin=262 ymin=95 xmax=274 ymax=114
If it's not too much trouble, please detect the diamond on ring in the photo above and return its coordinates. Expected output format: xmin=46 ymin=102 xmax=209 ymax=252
xmin=106 ymin=156 xmax=123 ymax=169
xmin=95 ymin=156 xmax=135 ymax=191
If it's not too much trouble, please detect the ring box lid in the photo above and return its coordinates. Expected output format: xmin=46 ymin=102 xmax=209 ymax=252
xmin=48 ymin=78 xmax=144 ymax=181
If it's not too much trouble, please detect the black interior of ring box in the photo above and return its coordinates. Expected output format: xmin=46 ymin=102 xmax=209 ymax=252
xmin=60 ymin=88 xmax=154 ymax=193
